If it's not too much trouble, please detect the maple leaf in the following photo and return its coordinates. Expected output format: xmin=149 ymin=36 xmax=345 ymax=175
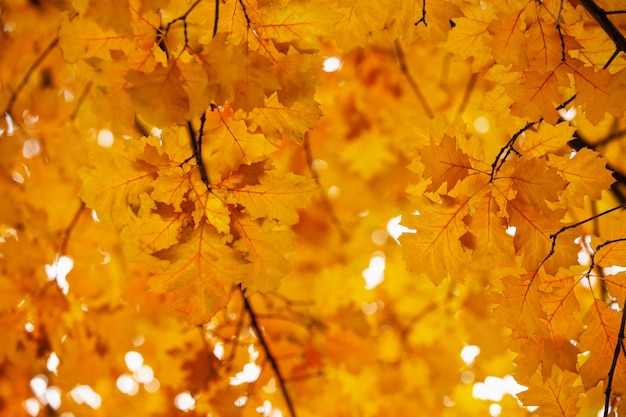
xmin=227 ymin=172 xmax=318 ymax=225
xmin=399 ymin=196 xmax=471 ymax=284
xmin=517 ymin=368 xmax=583 ymax=417
xmin=149 ymin=222 xmax=247 ymax=324
xmin=420 ymin=135 xmax=472 ymax=193
xmin=246 ymin=93 xmax=322 ymax=144
xmin=579 ymin=300 xmax=626 ymax=392
xmin=232 ymin=215 xmax=294 ymax=294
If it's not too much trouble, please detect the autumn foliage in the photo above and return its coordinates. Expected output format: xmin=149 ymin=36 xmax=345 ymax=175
xmin=3 ymin=0 xmax=626 ymax=416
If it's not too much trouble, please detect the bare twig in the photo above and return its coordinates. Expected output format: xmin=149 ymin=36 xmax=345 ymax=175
xmin=604 ymin=299 xmax=626 ymax=417
xmin=394 ymin=39 xmax=434 ymax=119
xmin=303 ymin=135 xmax=348 ymax=242
xmin=414 ymin=0 xmax=427 ymax=26
xmin=4 ymin=35 xmax=59 ymax=117
xmin=578 ymin=0 xmax=626 ymax=56
xmin=240 ymin=287 xmax=297 ymax=417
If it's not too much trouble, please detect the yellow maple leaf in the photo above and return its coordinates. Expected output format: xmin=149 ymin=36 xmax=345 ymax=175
xmin=420 ymin=134 xmax=472 ymax=193
xmin=548 ymin=148 xmax=615 ymax=205
xmin=227 ymin=172 xmax=318 ymax=225
xmin=149 ymin=222 xmax=247 ymax=325
xmin=232 ymin=215 xmax=294 ymax=293
xmin=399 ymin=196 xmax=471 ymax=284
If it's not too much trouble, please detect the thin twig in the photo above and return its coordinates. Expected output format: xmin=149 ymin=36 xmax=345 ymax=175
xmin=303 ymin=135 xmax=348 ymax=242
xmin=213 ymin=0 xmax=220 ymax=37
xmin=394 ymin=39 xmax=434 ymax=119
xmin=414 ymin=0 xmax=427 ymax=26
xmin=240 ymin=287 xmax=297 ymax=417
xmin=489 ymin=120 xmax=540 ymax=181
xmin=578 ymin=0 xmax=626 ymax=54
xmin=604 ymin=299 xmax=626 ymax=417
xmin=4 ymin=35 xmax=59 ymax=117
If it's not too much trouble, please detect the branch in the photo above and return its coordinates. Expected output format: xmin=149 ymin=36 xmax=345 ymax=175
xmin=4 ymin=35 xmax=59 ymax=118
xmin=578 ymin=0 xmax=626 ymax=62
xmin=240 ymin=287 xmax=297 ymax=417
xmin=604 ymin=298 xmax=626 ymax=417
xmin=187 ymin=112 xmax=211 ymax=190
xmin=303 ymin=135 xmax=348 ymax=242
xmin=489 ymin=120 xmax=540 ymax=181
xmin=394 ymin=39 xmax=434 ymax=119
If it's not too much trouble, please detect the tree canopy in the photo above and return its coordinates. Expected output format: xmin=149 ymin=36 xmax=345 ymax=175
xmin=2 ymin=0 xmax=626 ymax=416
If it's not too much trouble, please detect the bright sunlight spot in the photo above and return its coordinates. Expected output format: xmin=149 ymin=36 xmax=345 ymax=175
xmin=47 ymin=352 xmax=60 ymax=374
xmin=44 ymin=255 xmax=73 ymax=295
xmin=136 ymin=365 xmax=154 ymax=383
xmin=125 ymin=351 xmax=144 ymax=372
xmin=472 ymin=376 xmax=526 ymax=402
xmin=460 ymin=345 xmax=480 ymax=365
xmin=322 ymin=56 xmax=342 ymax=72
xmin=505 ymin=226 xmax=516 ymax=237
xmin=22 ymin=138 xmax=41 ymax=159
xmin=150 ymin=127 xmax=162 ymax=138
xmin=230 ymin=362 xmax=262 ymax=385
xmin=257 ymin=400 xmax=283 ymax=417
xmin=70 ymin=385 xmax=102 ymax=409
xmin=559 ymin=107 xmax=577 ymax=121
xmin=24 ymin=321 xmax=35 ymax=332
xmin=473 ymin=116 xmax=490 ymax=133
xmin=489 ymin=403 xmax=502 ymax=417
xmin=362 ymin=251 xmax=386 ymax=289
xmin=96 ymin=129 xmax=114 ymax=148
xmin=386 ymin=215 xmax=416 ymax=242
xmin=4 ymin=112 xmax=14 ymax=136
xmin=116 ymin=374 xmax=139 ymax=396
xmin=23 ymin=398 xmax=40 ymax=416
xmin=213 ymin=342 xmax=225 ymax=360
xmin=234 ymin=396 xmax=248 ymax=407
xmin=174 ymin=392 xmax=196 ymax=411
xmin=44 ymin=386 xmax=62 ymax=410
xmin=30 ymin=374 xmax=48 ymax=396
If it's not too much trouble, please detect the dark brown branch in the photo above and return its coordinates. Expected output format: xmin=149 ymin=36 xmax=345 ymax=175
xmin=543 ymin=204 xmax=626 ymax=265
xmin=60 ymin=201 xmax=86 ymax=254
xmin=187 ymin=113 xmax=211 ymax=190
xmin=240 ymin=287 xmax=297 ymax=417
xmin=213 ymin=0 xmax=220 ymax=37
xmin=414 ymin=0 xmax=427 ymax=26
xmin=489 ymin=120 xmax=541 ymax=181
xmin=238 ymin=0 xmax=251 ymax=28
xmin=604 ymin=299 xmax=626 ymax=417
xmin=4 ymin=35 xmax=59 ymax=117
xmin=578 ymin=0 xmax=626 ymax=54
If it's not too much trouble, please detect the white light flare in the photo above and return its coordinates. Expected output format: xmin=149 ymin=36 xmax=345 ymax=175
xmin=96 ymin=129 xmax=114 ymax=148
xmin=362 ymin=251 xmax=386 ymax=290
xmin=322 ymin=56 xmax=342 ymax=73
xmin=174 ymin=392 xmax=195 ymax=411
xmin=386 ymin=215 xmax=416 ymax=243
xmin=44 ymin=255 xmax=73 ymax=295
xmin=460 ymin=345 xmax=480 ymax=365
xmin=70 ymin=385 xmax=102 ymax=409
xmin=472 ymin=375 xmax=526 ymax=402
